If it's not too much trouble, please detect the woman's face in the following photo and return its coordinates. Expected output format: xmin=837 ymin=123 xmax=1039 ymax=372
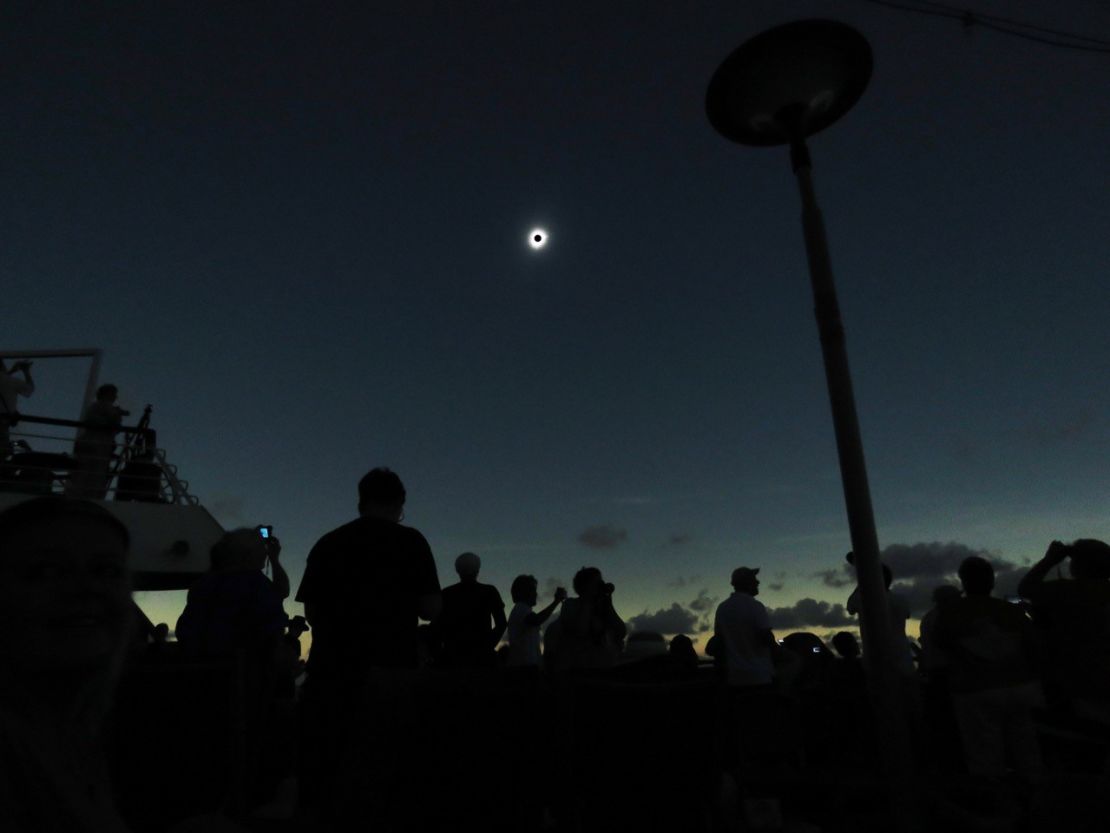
xmin=0 ymin=517 xmax=132 ymax=674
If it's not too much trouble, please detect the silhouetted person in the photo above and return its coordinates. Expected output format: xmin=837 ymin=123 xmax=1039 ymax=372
xmin=919 ymin=585 xmax=962 ymax=678
xmin=1017 ymin=539 xmax=1110 ymax=713
xmin=548 ymin=567 xmax=626 ymax=671
xmin=917 ymin=586 xmax=965 ymax=773
xmin=829 ymin=631 xmax=866 ymax=690
xmin=174 ymin=528 xmax=293 ymax=806
xmin=714 ymin=567 xmax=789 ymax=774
xmin=713 ymin=567 xmax=774 ymax=688
xmin=175 ymin=528 xmax=289 ymax=662
xmin=831 ymin=630 xmax=859 ymax=660
xmin=938 ymin=556 xmax=1043 ymax=779
xmin=293 ymin=467 xmax=441 ymax=816
xmin=505 ymin=575 xmax=566 ymax=668
xmin=781 ymin=632 xmax=834 ymax=695
xmin=0 ymin=358 xmax=34 ymax=453
xmin=668 ymin=633 xmax=699 ymax=671
xmin=66 ymin=384 xmax=129 ymax=499
xmin=435 ymin=552 xmax=507 ymax=668
xmin=0 ymin=497 xmax=134 ymax=832
xmin=845 ymin=556 xmax=915 ymax=676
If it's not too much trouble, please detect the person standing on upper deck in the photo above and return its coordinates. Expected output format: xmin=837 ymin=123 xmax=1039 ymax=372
xmin=66 ymin=384 xmax=128 ymax=500
xmin=0 ymin=358 xmax=35 ymax=452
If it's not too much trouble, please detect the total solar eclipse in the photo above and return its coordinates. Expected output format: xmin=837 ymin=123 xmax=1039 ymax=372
xmin=528 ymin=228 xmax=548 ymax=250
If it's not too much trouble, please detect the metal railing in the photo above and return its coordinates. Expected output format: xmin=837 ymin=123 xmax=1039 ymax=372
xmin=1 ymin=412 xmax=198 ymax=505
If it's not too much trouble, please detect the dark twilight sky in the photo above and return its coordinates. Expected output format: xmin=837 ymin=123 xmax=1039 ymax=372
xmin=4 ymin=1 xmax=1109 ymax=646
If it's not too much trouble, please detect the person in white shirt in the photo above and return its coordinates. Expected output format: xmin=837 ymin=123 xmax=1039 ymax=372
xmin=0 ymin=359 xmax=35 ymax=451
xmin=713 ymin=566 xmax=786 ymax=772
xmin=505 ymin=575 xmax=566 ymax=668
xmin=713 ymin=566 xmax=775 ymax=687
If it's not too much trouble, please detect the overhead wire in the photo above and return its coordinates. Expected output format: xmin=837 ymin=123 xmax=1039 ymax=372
xmin=854 ymin=0 xmax=1110 ymax=54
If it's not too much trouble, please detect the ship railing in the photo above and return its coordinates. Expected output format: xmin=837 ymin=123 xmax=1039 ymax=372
xmin=0 ymin=413 xmax=199 ymax=505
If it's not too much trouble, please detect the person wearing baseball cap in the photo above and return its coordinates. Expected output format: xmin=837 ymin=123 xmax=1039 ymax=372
xmin=713 ymin=567 xmax=774 ymax=688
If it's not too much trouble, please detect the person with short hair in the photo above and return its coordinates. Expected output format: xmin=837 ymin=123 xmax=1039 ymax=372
xmin=0 ymin=496 xmax=134 ymax=832
xmin=505 ymin=575 xmax=566 ymax=668
xmin=435 ymin=552 xmax=507 ymax=668
xmin=937 ymin=555 xmax=1043 ymax=779
xmin=713 ymin=567 xmax=774 ymax=688
xmin=294 ymin=468 xmax=441 ymax=820
xmin=1017 ymin=539 xmax=1110 ymax=711
xmin=548 ymin=567 xmax=626 ymax=671
xmin=175 ymin=527 xmax=289 ymax=661
xmin=296 ymin=467 xmax=441 ymax=679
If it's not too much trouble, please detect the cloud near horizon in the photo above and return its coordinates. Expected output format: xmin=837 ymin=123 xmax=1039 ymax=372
xmin=627 ymin=603 xmax=699 ymax=635
xmin=766 ymin=598 xmax=855 ymax=630
xmin=577 ymin=525 xmax=628 ymax=549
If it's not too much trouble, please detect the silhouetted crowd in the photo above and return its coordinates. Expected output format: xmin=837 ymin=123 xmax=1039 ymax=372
xmin=1 ymin=468 xmax=1108 ymax=833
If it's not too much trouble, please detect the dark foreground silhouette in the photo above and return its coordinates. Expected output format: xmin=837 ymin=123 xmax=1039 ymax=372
xmin=3 ymin=485 xmax=1109 ymax=833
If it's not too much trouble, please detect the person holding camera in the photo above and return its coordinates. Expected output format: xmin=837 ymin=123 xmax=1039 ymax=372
xmin=549 ymin=567 xmax=625 ymax=671
xmin=175 ymin=527 xmax=290 ymax=661
xmin=506 ymin=575 xmax=566 ymax=668
xmin=1017 ymin=539 xmax=1110 ymax=713
xmin=66 ymin=384 xmax=130 ymax=499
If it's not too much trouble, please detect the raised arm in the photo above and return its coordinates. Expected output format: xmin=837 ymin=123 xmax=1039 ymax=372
xmin=1017 ymin=540 xmax=1068 ymax=599
xmin=525 ymin=588 xmax=567 ymax=628
xmin=267 ymin=541 xmax=291 ymax=600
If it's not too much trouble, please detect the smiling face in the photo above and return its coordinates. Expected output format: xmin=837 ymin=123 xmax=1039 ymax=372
xmin=0 ymin=516 xmax=132 ymax=675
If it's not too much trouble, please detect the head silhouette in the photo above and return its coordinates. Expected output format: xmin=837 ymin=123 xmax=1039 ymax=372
xmin=511 ymin=574 xmax=538 ymax=605
xmin=573 ymin=566 xmax=603 ymax=597
xmin=958 ymin=556 xmax=995 ymax=596
xmin=358 ymin=467 xmax=406 ymax=520
xmin=455 ymin=551 xmax=481 ymax=581
xmin=730 ymin=566 xmax=760 ymax=596
xmin=95 ymin=384 xmax=118 ymax=403
xmin=1069 ymin=539 xmax=1110 ymax=581
xmin=831 ymin=631 xmax=860 ymax=659
xmin=931 ymin=584 xmax=962 ymax=608
xmin=209 ymin=528 xmax=268 ymax=572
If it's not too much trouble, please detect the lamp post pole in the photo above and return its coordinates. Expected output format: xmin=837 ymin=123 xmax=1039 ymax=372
xmin=705 ymin=21 xmax=919 ymax=828
xmin=791 ymin=138 xmax=914 ymax=789
xmin=790 ymin=138 xmax=894 ymax=677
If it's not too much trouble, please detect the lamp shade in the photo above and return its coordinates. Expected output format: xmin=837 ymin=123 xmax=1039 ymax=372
xmin=706 ymin=20 xmax=872 ymax=147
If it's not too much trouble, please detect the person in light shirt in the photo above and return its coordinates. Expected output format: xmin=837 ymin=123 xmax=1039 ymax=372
xmin=505 ymin=575 xmax=566 ymax=668
xmin=713 ymin=566 xmax=774 ymax=687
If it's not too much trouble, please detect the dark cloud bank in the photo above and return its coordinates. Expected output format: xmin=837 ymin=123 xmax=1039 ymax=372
xmin=577 ymin=525 xmax=628 ymax=549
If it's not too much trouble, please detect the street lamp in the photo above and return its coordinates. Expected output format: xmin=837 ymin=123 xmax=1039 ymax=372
xmin=705 ymin=17 xmax=917 ymax=809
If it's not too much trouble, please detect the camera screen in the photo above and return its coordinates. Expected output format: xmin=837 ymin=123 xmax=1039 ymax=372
xmin=259 ymin=527 xmax=270 ymax=539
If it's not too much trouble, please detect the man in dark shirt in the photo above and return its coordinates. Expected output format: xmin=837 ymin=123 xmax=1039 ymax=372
xmin=296 ymin=467 xmax=441 ymax=680
xmin=435 ymin=552 xmax=506 ymax=668
xmin=294 ymin=468 xmax=441 ymax=819
xmin=938 ymin=556 xmax=1043 ymax=778
xmin=1017 ymin=538 xmax=1110 ymax=708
